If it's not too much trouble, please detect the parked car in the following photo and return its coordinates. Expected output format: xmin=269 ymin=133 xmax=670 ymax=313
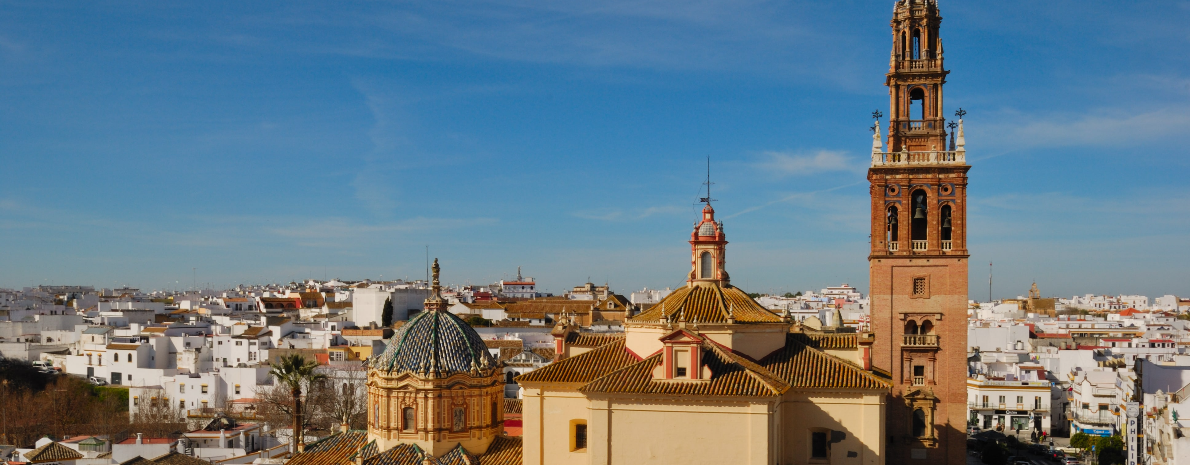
xmin=88 ymin=376 xmax=107 ymax=386
xmin=1050 ymin=450 xmax=1066 ymax=461
xmin=31 ymin=361 xmax=48 ymax=369
xmin=1062 ymin=456 xmax=1079 ymax=465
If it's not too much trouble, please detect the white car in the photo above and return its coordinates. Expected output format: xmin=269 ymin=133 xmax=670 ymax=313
xmin=88 ymin=376 xmax=108 ymax=386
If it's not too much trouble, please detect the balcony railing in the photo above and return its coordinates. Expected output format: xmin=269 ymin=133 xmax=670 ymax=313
xmin=912 ymin=240 xmax=928 ymax=251
xmin=903 ymin=334 xmax=939 ymax=347
xmin=912 ymin=376 xmax=926 ymax=386
xmin=888 ymin=242 xmax=899 ymax=252
xmin=1072 ymin=412 xmax=1115 ymax=426
xmin=941 ymin=240 xmax=952 ymax=251
xmin=873 ymin=150 xmax=965 ymax=167
xmin=895 ymin=58 xmax=942 ymax=71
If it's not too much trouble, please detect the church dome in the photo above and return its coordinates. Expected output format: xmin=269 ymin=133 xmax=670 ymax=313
xmin=370 ymin=310 xmax=497 ymax=376
xmin=369 ymin=259 xmax=498 ymax=377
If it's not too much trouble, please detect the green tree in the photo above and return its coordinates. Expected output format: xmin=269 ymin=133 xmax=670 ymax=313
xmin=1096 ymin=435 xmax=1125 ymax=465
xmin=268 ymin=354 xmax=327 ymax=453
xmin=783 ymin=292 xmax=796 ymax=298
xmin=1070 ymin=432 xmax=1091 ymax=449
xmin=381 ymin=298 xmax=394 ymax=327
xmin=747 ymin=293 xmax=761 ymax=298
xmin=465 ymin=316 xmax=492 ymax=327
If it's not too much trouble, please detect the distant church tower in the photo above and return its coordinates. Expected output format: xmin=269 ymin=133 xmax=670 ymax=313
xmin=868 ymin=1 xmax=969 ymax=464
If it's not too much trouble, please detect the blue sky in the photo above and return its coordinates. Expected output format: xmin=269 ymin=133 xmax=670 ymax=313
xmin=1 ymin=1 xmax=1188 ymax=299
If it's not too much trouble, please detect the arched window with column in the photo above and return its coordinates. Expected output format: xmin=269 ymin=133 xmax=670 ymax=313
xmin=699 ymin=252 xmax=713 ymax=279
xmin=912 ymin=408 xmax=927 ymax=437
xmin=904 ymin=320 xmax=918 ymax=335
xmin=940 ymin=204 xmax=953 ymax=249
xmin=887 ymin=205 xmax=899 ymax=249
xmin=910 ymin=189 xmax=928 ymax=249
xmin=912 ymin=29 xmax=921 ymax=59
xmin=909 ymin=87 xmax=926 ymax=121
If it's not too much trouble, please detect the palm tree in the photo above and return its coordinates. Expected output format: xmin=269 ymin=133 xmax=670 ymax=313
xmin=268 ymin=354 xmax=327 ymax=453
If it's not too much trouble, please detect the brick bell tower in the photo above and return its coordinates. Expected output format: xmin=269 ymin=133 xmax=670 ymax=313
xmin=868 ymin=1 xmax=969 ymax=464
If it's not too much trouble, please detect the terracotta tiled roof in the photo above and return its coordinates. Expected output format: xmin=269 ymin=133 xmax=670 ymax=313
xmin=503 ymin=398 xmax=523 ymax=414
xmin=106 ymin=343 xmax=142 ymax=350
xmin=484 ymin=340 xmax=523 ymax=349
xmin=361 ymin=443 xmax=423 ymax=465
xmin=25 ymin=441 xmax=83 ymax=463
xmin=504 ymin=301 xmax=592 ymax=318
xmin=436 ymin=445 xmax=478 ymax=465
xmin=529 ymin=348 xmax=555 ymax=360
xmin=287 ymin=431 xmax=371 ymax=465
xmin=564 ymin=332 xmax=623 ymax=348
xmin=146 ymin=451 xmax=209 ymax=465
xmin=119 ymin=457 xmax=152 ymax=465
xmin=760 ymin=335 xmax=889 ymax=390
xmin=579 ymin=342 xmax=788 ymax=397
xmin=477 ymin=436 xmax=523 ymax=465
xmin=238 ymin=326 xmax=270 ymax=337
xmin=791 ymin=332 xmax=859 ymax=349
xmin=631 ymin=285 xmax=781 ymax=324
xmin=516 ymin=339 xmax=638 ymax=385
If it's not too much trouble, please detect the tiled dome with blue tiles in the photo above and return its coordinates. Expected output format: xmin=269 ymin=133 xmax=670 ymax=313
xmin=370 ymin=259 xmax=498 ymax=376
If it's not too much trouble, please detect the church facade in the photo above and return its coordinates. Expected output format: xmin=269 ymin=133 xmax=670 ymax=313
xmin=517 ymin=203 xmax=891 ymax=465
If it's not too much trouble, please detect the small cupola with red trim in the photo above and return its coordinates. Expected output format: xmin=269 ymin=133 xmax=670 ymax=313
xmin=688 ymin=160 xmax=729 ymax=287
xmin=652 ymin=328 xmax=711 ymax=381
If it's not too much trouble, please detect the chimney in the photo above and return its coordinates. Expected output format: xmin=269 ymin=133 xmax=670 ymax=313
xmin=136 ymin=433 xmax=143 ymax=445
xmin=858 ymin=332 xmax=875 ymax=371
xmin=340 ymin=423 xmax=349 ymax=434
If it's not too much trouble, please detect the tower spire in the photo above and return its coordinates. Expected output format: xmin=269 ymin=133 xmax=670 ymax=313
xmin=425 ymin=258 xmax=445 ymax=311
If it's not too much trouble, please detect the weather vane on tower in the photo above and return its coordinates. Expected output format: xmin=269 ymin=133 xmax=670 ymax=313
xmin=699 ymin=156 xmax=716 ymax=206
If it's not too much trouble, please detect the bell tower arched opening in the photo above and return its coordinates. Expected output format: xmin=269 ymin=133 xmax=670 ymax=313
xmin=910 ymin=189 xmax=928 ymax=243
xmin=909 ymin=87 xmax=926 ymax=121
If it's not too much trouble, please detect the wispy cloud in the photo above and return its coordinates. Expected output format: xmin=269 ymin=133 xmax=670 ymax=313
xmin=725 ymin=181 xmax=866 ymax=219
xmin=983 ymin=107 xmax=1190 ymax=150
xmin=571 ymin=205 xmax=687 ymax=221
xmin=754 ymin=150 xmax=859 ymax=177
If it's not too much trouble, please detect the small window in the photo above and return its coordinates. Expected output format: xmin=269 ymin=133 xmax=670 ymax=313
xmin=1016 ymin=396 xmax=1023 ymax=404
xmin=574 ymin=423 xmax=588 ymax=451
xmin=913 ymin=277 xmax=926 ymax=296
xmin=180 ymin=384 xmax=185 ymax=394
xmin=202 ymin=385 xmax=209 ymax=394
xmin=673 ymin=349 xmax=688 ymax=378
xmin=811 ymin=431 xmax=829 ymax=459
xmin=235 ymin=385 xmax=241 ymax=395
xmin=699 ymin=252 xmax=713 ymax=279
xmin=452 ymin=407 xmax=466 ymax=432
xmin=403 ymin=407 xmax=416 ymax=432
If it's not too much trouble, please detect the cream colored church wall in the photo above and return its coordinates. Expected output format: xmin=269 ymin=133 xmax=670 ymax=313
xmin=779 ymin=391 xmax=885 ymax=465
xmin=624 ymin=326 xmax=666 ymax=357
xmin=590 ymin=397 xmax=775 ymax=465
xmin=521 ymin=387 xmax=592 ymax=465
